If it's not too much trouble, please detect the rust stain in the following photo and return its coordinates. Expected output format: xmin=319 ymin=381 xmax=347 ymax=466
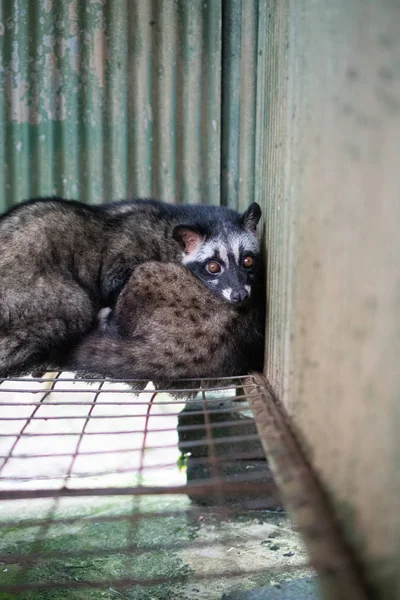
xmin=42 ymin=53 xmax=63 ymax=120
xmin=59 ymin=93 xmax=66 ymax=120
xmin=44 ymin=52 xmax=57 ymax=71
xmin=69 ymin=0 xmax=78 ymax=36
xmin=10 ymin=80 xmax=30 ymax=124
xmin=93 ymin=29 xmax=105 ymax=88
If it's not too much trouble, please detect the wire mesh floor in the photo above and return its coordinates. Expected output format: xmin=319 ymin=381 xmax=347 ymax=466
xmin=0 ymin=374 xmax=314 ymax=599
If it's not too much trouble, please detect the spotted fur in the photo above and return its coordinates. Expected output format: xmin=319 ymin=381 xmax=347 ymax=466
xmin=0 ymin=197 xmax=262 ymax=377
xmin=66 ymin=261 xmax=265 ymax=393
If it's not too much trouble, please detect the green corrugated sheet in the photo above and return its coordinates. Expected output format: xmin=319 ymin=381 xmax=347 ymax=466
xmin=0 ymin=0 xmax=263 ymax=210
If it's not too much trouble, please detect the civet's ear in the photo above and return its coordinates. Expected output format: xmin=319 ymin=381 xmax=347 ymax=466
xmin=172 ymin=225 xmax=204 ymax=254
xmin=240 ymin=202 xmax=262 ymax=233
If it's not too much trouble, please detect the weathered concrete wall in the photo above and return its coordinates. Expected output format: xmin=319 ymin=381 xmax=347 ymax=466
xmin=258 ymin=1 xmax=400 ymax=597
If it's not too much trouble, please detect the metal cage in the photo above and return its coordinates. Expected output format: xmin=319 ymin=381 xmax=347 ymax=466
xmin=0 ymin=373 xmax=368 ymax=599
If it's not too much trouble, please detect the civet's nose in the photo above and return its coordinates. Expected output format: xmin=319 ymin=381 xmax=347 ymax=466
xmin=230 ymin=288 xmax=249 ymax=303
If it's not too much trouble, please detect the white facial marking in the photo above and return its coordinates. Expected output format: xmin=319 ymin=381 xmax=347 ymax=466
xmin=245 ymin=284 xmax=251 ymax=296
xmin=182 ymin=239 xmax=217 ymax=265
xmin=181 ymin=251 xmax=191 ymax=264
xmin=209 ymin=279 xmax=219 ymax=285
xmin=218 ymin=246 xmax=228 ymax=266
xmin=181 ymin=229 xmax=259 ymax=270
xmin=231 ymin=234 xmax=241 ymax=264
xmin=227 ymin=232 xmax=259 ymax=265
xmin=222 ymin=287 xmax=232 ymax=301
xmin=198 ymin=240 xmax=218 ymax=261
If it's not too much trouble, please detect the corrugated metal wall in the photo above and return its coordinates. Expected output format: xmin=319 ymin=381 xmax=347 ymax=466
xmin=0 ymin=0 xmax=262 ymax=210
xmin=260 ymin=1 xmax=400 ymax=597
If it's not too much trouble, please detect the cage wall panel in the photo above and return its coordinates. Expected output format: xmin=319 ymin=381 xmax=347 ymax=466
xmin=259 ymin=1 xmax=400 ymax=597
xmin=0 ymin=0 xmax=223 ymax=207
xmin=0 ymin=0 xmax=262 ymax=210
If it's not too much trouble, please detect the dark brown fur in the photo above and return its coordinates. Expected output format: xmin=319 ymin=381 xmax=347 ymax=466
xmin=66 ymin=262 xmax=265 ymax=391
xmin=0 ymin=198 xmax=260 ymax=377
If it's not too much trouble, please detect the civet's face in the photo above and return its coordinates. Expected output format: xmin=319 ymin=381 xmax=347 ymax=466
xmin=173 ymin=203 xmax=262 ymax=304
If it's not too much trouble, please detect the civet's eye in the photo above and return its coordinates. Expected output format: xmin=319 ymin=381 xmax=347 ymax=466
xmin=206 ymin=261 xmax=221 ymax=274
xmin=242 ymin=256 xmax=254 ymax=269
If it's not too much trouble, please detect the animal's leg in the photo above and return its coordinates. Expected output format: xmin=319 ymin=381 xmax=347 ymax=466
xmin=96 ymin=307 xmax=112 ymax=332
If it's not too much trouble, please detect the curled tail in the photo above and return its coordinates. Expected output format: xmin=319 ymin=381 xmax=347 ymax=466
xmin=66 ymin=333 xmax=152 ymax=382
xmin=66 ymin=332 xmax=251 ymax=398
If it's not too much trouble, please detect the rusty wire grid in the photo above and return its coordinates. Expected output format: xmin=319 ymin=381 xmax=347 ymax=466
xmin=0 ymin=373 xmax=374 ymax=600
xmin=0 ymin=373 xmax=320 ymax=599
